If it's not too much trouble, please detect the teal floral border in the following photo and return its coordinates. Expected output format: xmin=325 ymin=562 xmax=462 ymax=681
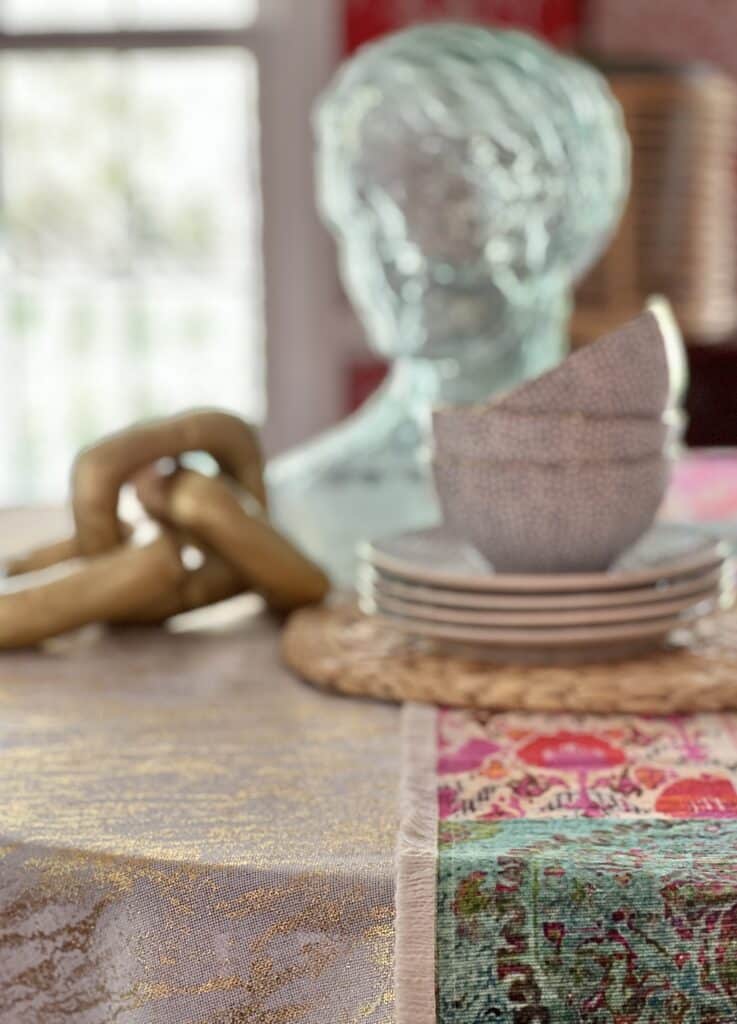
xmin=438 ymin=819 xmax=737 ymax=1023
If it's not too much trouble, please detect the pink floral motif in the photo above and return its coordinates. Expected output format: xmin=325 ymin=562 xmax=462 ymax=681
xmin=438 ymin=710 xmax=737 ymax=822
xmin=518 ymin=732 xmax=625 ymax=817
xmin=634 ymin=766 xmax=667 ymax=790
xmin=518 ymin=731 xmax=625 ymax=770
xmin=509 ymin=773 xmax=560 ymax=800
xmin=478 ymin=802 xmax=519 ymax=821
xmin=655 ymin=777 xmax=737 ymax=819
xmin=604 ymin=770 xmax=641 ymax=797
xmin=438 ymin=786 xmax=460 ymax=819
xmin=438 ymin=738 xmax=499 ymax=775
xmin=480 ymin=760 xmax=507 ymax=780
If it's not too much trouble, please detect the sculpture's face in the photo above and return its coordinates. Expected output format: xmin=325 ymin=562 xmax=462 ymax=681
xmin=327 ymin=119 xmax=565 ymax=359
xmin=316 ymin=26 xmax=629 ymax=360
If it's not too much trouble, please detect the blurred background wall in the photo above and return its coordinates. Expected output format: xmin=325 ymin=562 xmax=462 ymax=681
xmin=1 ymin=0 xmax=736 ymax=505
xmin=342 ymin=0 xmax=737 ymax=447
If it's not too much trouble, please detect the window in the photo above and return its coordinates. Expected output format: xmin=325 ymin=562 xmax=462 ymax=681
xmin=1 ymin=1 xmax=259 ymax=31
xmin=0 ymin=0 xmax=341 ymax=503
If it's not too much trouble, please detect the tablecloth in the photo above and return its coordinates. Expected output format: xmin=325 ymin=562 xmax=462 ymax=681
xmin=1 ymin=450 xmax=736 ymax=1024
xmin=0 ymin=510 xmax=399 ymax=1024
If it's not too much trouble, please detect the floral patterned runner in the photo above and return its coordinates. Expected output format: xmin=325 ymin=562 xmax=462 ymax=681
xmin=665 ymin=450 xmax=737 ymax=531
xmin=436 ymin=709 xmax=737 ymax=1023
xmin=394 ymin=454 xmax=737 ymax=1023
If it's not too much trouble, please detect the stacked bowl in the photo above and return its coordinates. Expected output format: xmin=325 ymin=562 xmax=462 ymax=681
xmin=432 ymin=301 xmax=688 ymax=574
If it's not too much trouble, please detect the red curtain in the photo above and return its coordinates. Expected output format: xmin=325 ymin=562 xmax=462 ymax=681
xmin=344 ymin=0 xmax=586 ymax=53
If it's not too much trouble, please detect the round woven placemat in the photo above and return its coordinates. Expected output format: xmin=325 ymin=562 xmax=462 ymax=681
xmin=282 ymin=601 xmax=737 ymax=713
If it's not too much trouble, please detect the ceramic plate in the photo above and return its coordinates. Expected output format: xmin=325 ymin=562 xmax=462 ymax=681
xmin=358 ymin=598 xmax=708 ymax=648
xmin=365 ymin=588 xmax=724 ymax=629
xmin=361 ymin=524 xmax=726 ymax=593
xmin=360 ymin=562 xmax=730 ymax=611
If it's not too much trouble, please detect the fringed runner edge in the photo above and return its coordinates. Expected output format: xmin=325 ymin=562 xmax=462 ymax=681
xmin=396 ymin=703 xmax=438 ymax=1024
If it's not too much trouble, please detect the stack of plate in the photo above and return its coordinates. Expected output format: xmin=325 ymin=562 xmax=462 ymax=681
xmin=358 ymin=524 xmax=735 ymax=664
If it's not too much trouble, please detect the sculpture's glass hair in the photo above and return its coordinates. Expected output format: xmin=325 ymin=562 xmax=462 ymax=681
xmin=317 ymin=24 xmax=628 ymax=280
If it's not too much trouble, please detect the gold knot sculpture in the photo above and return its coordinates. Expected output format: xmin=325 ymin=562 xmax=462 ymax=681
xmin=0 ymin=409 xmax=330 ymax=649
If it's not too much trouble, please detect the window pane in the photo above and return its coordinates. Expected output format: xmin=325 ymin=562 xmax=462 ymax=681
xmin=4 ymin=55 xmax=128 ymax=273
xmin=3 ymin=0 xmax=116 ymax=31
xmin=2 ymin=0 xmax=258 ymax=30
xmin=129 ymin=0 xmax=259 ymax=28
xmin=0 ymin=51 xmax=264 ymax=503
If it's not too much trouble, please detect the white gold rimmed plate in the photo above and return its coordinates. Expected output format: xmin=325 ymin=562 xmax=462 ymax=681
xmin=365 ymin=588 xmax=725 ymax=629
xmin=361 ymin=524 xmax=726 ymax=594
xmin=360 ymin=562 xmax=730 ymax=611
xmin=358 ymin=598 xmax=709 ymax=648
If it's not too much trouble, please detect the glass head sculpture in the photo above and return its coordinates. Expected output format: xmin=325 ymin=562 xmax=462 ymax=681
xmin=269 ymin=24 xmax=630 ymax=585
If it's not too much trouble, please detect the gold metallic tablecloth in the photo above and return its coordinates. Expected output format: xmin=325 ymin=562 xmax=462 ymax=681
xmin=0 ymin=512 xmax=399 ymax=1023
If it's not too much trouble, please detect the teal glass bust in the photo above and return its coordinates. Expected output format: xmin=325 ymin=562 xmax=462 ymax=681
xmin=268 ymin=24 xmax=630 ymax=585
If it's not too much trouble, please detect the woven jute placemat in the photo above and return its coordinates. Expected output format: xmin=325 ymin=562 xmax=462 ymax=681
xmin=282 ymin=601 xmax=737 ymax=713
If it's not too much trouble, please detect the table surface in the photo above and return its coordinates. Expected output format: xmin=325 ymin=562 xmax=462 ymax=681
xmin=0 ymin=510 xmax=399 ymax=1024
xmin=1 ymin=452 xmax=735 ymax=1023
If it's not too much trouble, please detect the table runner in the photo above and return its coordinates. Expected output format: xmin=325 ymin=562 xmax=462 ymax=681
xmin=666 ymin=450 xmax=737 ymax=535
xmin=399 ymin=704 xmax=737 ymax=1023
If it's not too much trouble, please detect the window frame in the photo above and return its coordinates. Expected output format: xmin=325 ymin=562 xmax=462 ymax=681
xmin=0 ymin=0 xmax=344 ymax=458
xmin=257 ymin=0 xmax=344 ymax=455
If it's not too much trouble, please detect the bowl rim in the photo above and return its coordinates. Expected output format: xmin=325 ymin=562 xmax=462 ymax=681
xmin=432 ymin=300 xmax=687 ymax=419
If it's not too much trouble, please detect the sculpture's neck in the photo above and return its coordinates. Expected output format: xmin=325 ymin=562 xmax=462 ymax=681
xmin=383 ymin=291 xmax=572 ymax=411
